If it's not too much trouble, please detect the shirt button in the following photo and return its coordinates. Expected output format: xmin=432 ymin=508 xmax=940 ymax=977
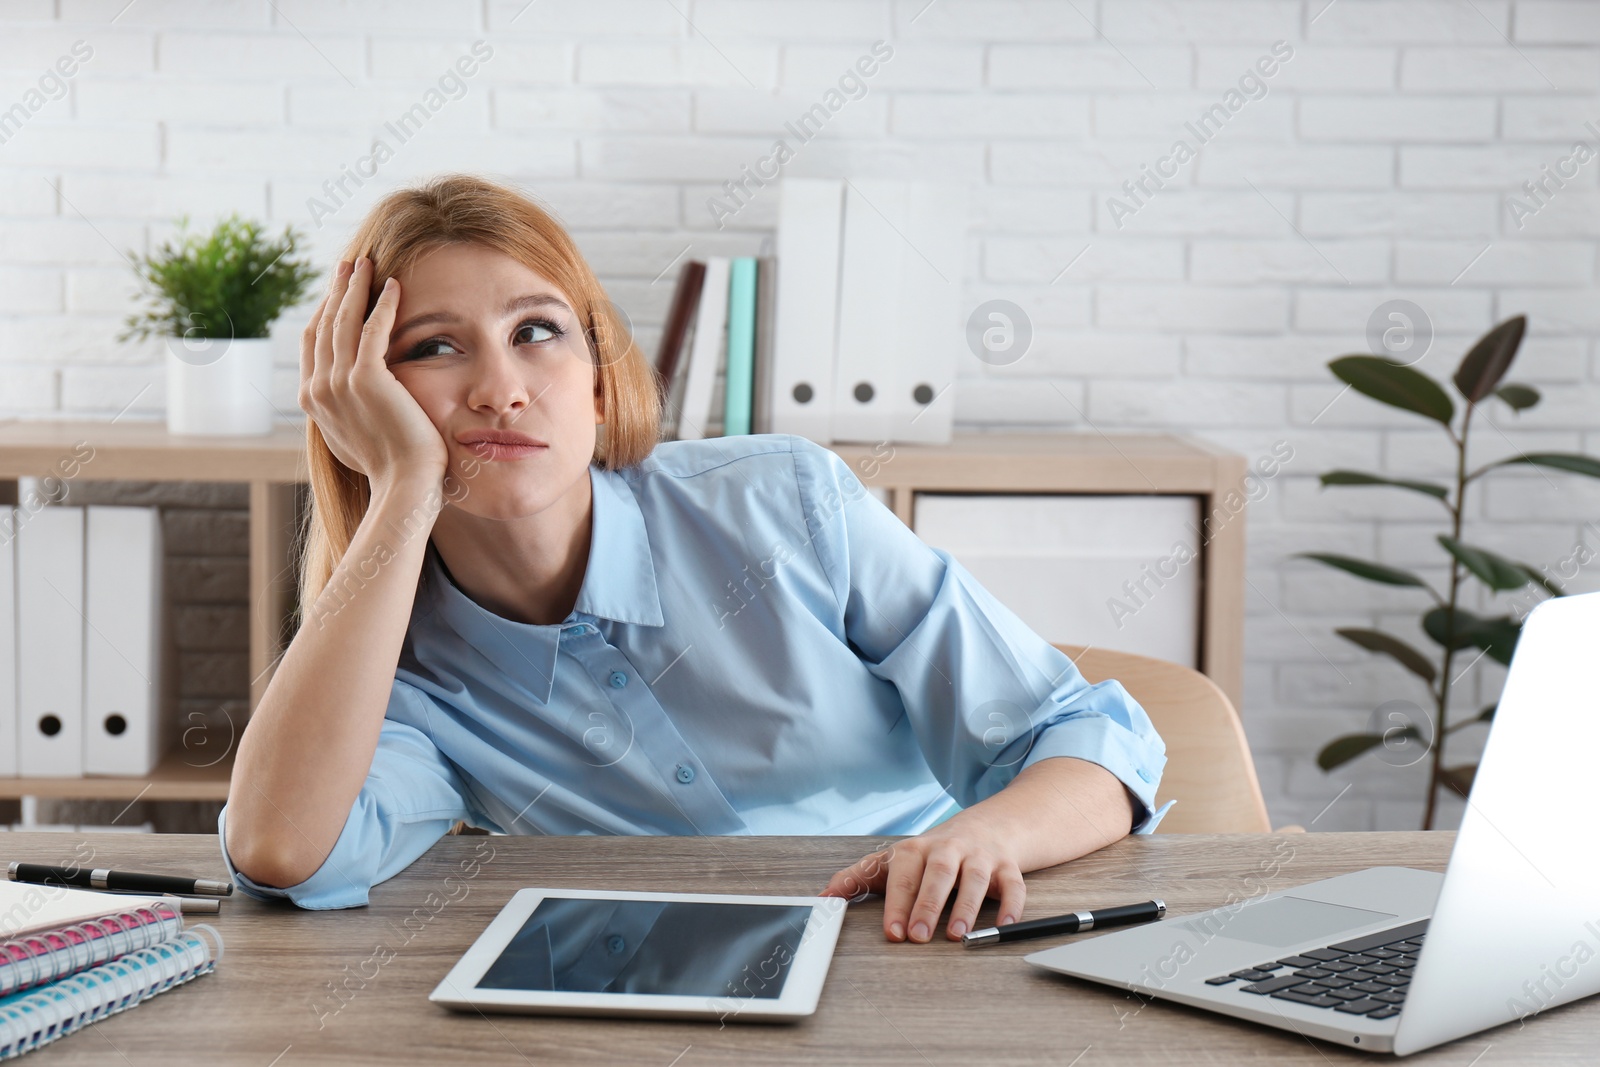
xmin=609 ymin=670 xmax=628 ymax=689
xmin=1137 ymin=768 xmax=1153 ymax=783
xmin=562 ymin=625 xmax=585 ymax=636
xmin=606 ymin=934 xmax=626 ymax=955
xmin=675 ymin=763 xmax=695 ymax=785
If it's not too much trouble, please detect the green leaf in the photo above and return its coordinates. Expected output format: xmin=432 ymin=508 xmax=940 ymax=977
xmin=1422 ymin=606 xmax=1476 ymax=651
xmin=1453 ymin=315 xmax=1526 ymax=402
xmin=1319 ymin=728 xmax=1423 ymax=771
xmin=118 ymin=212 xmax=321 ymax=343
xmin=1298 ymin=553 xmax=1432 ymax=590
xmin=1463 ymin=615 xmax=1520 ymax=666
xmin=1495 ymin=383 xmax=1540 ymax=411
xmin=1515 ymin=563 xmax=1564 ymax=598
xmin=1330 ymin=355 xmax=1455 ymax=425
xmin=1491 ymin=452 xmax=1600 ymax=480
xmin=1426 ymin=609 xmax=1521 ymax=666
xmin=1319 ymin=470 xmax=1450 ymax=501
xmin=1440 ymin=764 xmax=1478 ymax=798
xmin=1437 ymin=536 xmax=1539 ymax=592
xmin=1318 ymin=733 xmax=1386 ymax=771
xmin=1334 ymin=627 xmax=1438 ymax=683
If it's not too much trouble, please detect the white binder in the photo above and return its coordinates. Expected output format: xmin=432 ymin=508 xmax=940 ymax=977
xmin=0 ymin=509 xmax=16 ymax=776
xmin=16 ymin=506 xmax=84 ymax=777
xmin=769 ymin=179 xmax=845 ymax=443
xmin=675 ymin=256 xmax=730 ymax=441
xmin=84 ymin=506 xmax=165 ymax=776
xmin=831 ymin=180 xmax=966 ymax=445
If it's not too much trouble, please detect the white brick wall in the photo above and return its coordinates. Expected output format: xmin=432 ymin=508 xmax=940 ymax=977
xmin=2 ymin=0 xmax=1597 ymax=833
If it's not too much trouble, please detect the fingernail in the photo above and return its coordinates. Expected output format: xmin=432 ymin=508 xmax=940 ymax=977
xmin=1000 ymin=914 xmax=1015 ymax=926
xmin=950 ymin=919 xmax=967 ymax=937
xmin=356 ymin=255 xmax=369 ymax=270
xmin=337 ymin=259 xmax=351 ymax=277
xmin=383 ymin=277 xmax=395 ymax=292
xmin=910 ymin=921 xmax=929 ymax=942
xmin=889 ymin=922 xmax=904 ymax=940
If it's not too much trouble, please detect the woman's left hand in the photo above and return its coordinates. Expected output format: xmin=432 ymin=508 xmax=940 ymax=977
xmin=819 ymin=809 xmax=1025 ymax=943
xmin=816 ymin=756 xmax=1139 ymax=944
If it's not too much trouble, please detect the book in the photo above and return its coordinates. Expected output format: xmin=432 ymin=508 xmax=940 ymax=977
xmin=723 ymin=257 xmax=758 ymax=436
xmin=0 ymin=881 xmax=170 ymax=941
xmin=0 ymin=924 xmax=221 ymax=1061
xmin=656 ymin=261 xmax=706 ymax=441
xmin=654 ymin=260 xmax=706 ymax=397
xmin=0 ymin=900 xmax=182 ymax=997
xmin=750 ymin=254 xmax=777 ymax=435
xmin=676 ymin=257 xmax=731 ymax=441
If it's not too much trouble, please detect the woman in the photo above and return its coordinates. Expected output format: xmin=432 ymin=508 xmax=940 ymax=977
xmin=219 ymin=174 xmax=1171 ymax=944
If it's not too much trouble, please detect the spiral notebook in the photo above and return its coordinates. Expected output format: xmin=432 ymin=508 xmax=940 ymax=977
xmin=0 ymin=901 xmax=184 ymax=997
xmin=0 ymin=924 xmax=222 ymax=1061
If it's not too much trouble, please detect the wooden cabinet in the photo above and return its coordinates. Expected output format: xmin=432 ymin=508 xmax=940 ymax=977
xmin=828 ymin=433 xmax=1246 ymax=707
xmin=913 ymin=493 xmax=1202 ymax=669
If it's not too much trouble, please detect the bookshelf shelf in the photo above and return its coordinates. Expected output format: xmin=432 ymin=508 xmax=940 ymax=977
xmin=0 ymin=749 xmax=233 ymax=801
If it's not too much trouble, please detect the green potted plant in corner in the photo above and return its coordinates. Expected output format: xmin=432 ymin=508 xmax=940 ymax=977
xmin=1302 ymin=315 xmax=1600 ymax=830
xmin=120 ymin=213 xmax=319 ymax=436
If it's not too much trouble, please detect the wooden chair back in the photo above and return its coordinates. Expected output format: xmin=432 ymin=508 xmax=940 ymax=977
xmin=1053 ymin=644 xmax=1273 ymax=834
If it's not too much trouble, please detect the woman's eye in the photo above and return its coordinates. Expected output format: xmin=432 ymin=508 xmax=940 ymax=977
xmin=409 ymin=340 xmax=453 ymax=360
xmin=516 ymin=320 xmax=558 ymax=344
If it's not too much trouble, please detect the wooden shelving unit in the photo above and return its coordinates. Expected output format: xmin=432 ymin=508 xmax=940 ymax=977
xmin=0 ymin=750 xmax=233 ymax=802
xmin=0 ymin=418 xmax=304 ymax=804
xmin=0 ymin=420 xmax=1247 ymax=802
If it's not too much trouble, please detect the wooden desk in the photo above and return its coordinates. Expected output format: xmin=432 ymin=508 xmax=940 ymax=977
xmin=4 ymin=831 xmax=1590 ymax=1064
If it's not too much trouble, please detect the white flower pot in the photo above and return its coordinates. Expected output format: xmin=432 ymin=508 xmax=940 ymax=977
xmin=164 ymin=335 xmax=275 ymax=436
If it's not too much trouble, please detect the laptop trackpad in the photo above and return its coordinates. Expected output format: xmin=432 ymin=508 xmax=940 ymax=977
xmin=1181 ymin=896 xmax=1398 ymax=948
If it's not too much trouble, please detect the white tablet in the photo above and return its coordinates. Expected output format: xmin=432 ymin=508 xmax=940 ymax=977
xmin=428 ymin=888 xmax=847 ymax=1021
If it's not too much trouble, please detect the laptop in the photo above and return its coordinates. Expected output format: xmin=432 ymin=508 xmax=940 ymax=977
xmin=1026 ymin=590 xmax=1600 ymax=1055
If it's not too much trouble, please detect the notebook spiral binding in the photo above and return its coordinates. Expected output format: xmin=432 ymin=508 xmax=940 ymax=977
xmin=0 ymin=920 xmax=222 ymax=1061
xmin=0 ymin=903 xmax=183 ymax=998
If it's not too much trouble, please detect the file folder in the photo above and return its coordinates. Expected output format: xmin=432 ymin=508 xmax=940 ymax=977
xmin=84 ymin=506 xmax=165 ymax=776
xmin=831 ymin=180 xmax=965 ymax=445
xmin=770 ymin=179 xmax=845 ymax=442
xmin=16 ymin=505 xmax=85 ymax=777
xmin=0 ymin=509 xmax=15 ymax=776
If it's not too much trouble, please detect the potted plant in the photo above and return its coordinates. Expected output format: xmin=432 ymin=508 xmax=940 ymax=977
xmin=1302 ymin=315 xmax=1600 ymax=829
xmin=120 ymin=213 xmax=320 ymax=436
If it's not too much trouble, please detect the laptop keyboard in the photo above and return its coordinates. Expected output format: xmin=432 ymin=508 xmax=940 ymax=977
xmin=1202 ymin=918 xmax=1430 ymax=1022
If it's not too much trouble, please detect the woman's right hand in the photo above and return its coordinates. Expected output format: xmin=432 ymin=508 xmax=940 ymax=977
xmin=299 ymin=256 xmax=449 ymax=493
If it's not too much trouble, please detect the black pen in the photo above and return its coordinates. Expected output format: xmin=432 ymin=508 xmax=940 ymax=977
xmin=961 ymin=899 xmax=1165 ymax=946
xmin=7 ymin=861 xmax=233 ymax=898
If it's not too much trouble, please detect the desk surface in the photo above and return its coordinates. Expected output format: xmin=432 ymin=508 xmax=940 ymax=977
xmin=4 ymin=831 xmax=1589 ymax=1065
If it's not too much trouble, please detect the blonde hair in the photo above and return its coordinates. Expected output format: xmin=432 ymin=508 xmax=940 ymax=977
xmin=297 ymin=174 xmax=662 ymax=617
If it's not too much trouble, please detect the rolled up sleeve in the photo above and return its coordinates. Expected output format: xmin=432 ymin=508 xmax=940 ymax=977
xmin=217 ymin=685 xmax=479 ymax=910
xmin=794 ymin=436 xmax=1174 ymax=835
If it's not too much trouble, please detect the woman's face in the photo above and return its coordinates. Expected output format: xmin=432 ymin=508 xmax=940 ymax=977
xmin=383 ymin=241 xmax=604 ymax=522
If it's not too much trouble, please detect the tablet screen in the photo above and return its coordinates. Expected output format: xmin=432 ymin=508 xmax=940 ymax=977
xmin=475 ymin=898 xmax=816 ymax=999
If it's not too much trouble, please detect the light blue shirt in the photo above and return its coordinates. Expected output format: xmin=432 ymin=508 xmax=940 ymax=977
xmin=218 ymin=433 xmax=1172 ymax=909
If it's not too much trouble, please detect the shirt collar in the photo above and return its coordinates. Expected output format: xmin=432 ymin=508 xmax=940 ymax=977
xmin=416 ymin=462 xmax=663 ymax=704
